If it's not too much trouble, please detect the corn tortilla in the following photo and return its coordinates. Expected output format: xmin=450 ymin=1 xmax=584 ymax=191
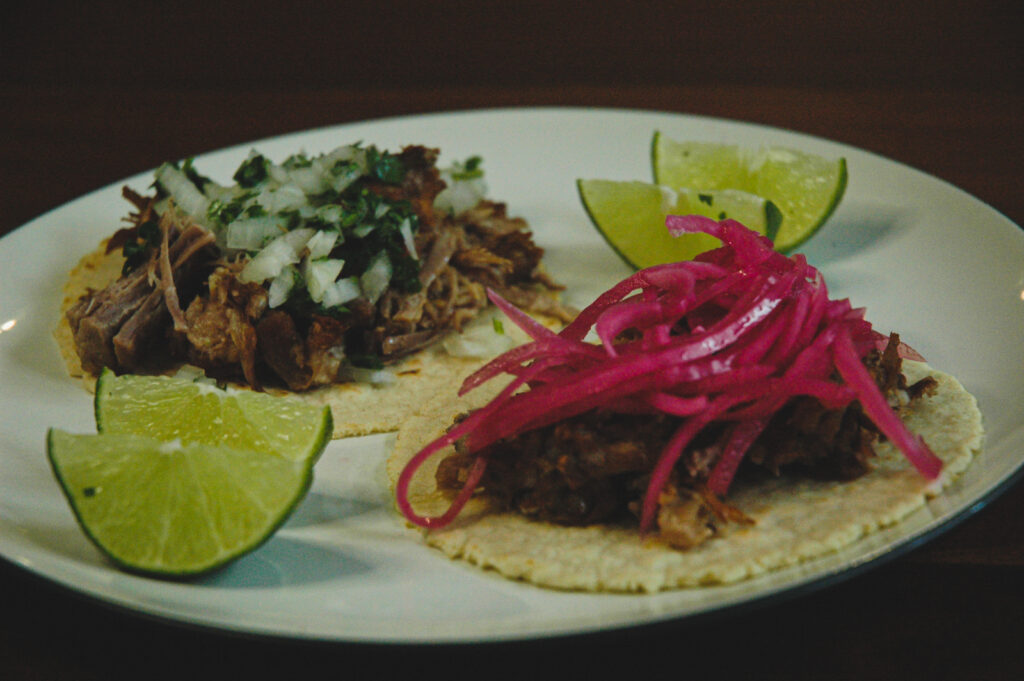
xmin=386 ymin=361 xmax=983 ymax=592
xmin=55 ymin=238 xmax=549 ymax=438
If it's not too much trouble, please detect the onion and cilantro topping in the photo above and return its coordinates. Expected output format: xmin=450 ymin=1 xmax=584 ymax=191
xmin=149 ymin=143 xmax=429 ymax=317
xmin=396 ymin=216 xmax=943 ymax=533
xmin=69 ymin=142 xmax=573 ymax=392
xmin=435 ymin=156 xmax=487 ymax=216
xmin=150 ymin=145 xmax=491 ymax=319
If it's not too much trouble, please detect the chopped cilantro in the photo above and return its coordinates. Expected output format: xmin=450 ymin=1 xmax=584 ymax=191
xmin=451 ymin=156 xmax=484 ymax=181
xmin=765 ymin=201 xmax=783 ymax=242
xmin=282 ymin=152 xmax=312 ymax=169
xmin=233 ymin=154 xmax=269 ymax=188
xmin=365 ymin=147 xmax=405 ymax=184
xmin=244 ymin=204 xmax=268 ymax=218
xmin=331 ymin=160 xmax=361 ymax=178
xmin=182 ymin=158 xmax=212 ymax=190
xmin=279 ymin=209 xmax=303 ymax=231
xmin=207 ymin=193 xmax=253 ymax=227
xmin=698 ymin=193 xmax=714 ymax=206
xmin=339 ymin=200 xmax=422 ymax=294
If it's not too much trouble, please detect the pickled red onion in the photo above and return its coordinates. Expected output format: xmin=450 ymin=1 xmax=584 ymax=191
xmin=396 ymin=217 xmax=943 ymax=532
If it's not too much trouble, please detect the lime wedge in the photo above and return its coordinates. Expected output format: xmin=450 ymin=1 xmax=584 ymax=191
xmin=95 ymin=369 xmax=331 ymax=463
xmin=578 ymin=179 xmax=782 ymax=269
xmin=651 ymin=132 xmax=847 ymax=251
xmin=47 ymin=429 xmax=316 ymax=577
xmin=48 ymin=370 xmax=332 ymax=577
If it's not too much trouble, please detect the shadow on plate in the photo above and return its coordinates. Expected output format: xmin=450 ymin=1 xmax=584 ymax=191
xmin=14 ymin=494 xmax=377 ymax=591
xmin=201 ymin=537 xmax=374 ymax=589
xmin=797 ymin=201 xmax=913 ymax=265
xmin=283 ymin=492 xmax=380 ymax=529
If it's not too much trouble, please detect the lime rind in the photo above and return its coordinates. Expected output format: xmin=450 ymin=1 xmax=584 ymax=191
xmin=764 ymin=199 xmax=783 ymax=243
xmin=783 ymin=156 xmax=846 ymax=251
xmin=578 ymin=182 xmax=640 ymax=270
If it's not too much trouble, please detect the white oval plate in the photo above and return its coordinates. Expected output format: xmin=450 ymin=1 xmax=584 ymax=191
xmin=1 ymin=107 xmax=1022 ymax=644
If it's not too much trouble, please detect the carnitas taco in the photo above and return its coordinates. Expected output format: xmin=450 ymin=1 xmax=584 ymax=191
xmin=55 ymin=144 xmax=573 ymax=437
xmin=387 ymin=216 xmax=984 ymax=592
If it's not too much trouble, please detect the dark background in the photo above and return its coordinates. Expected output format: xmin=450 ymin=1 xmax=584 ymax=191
xmin=2 ymin=1 xmax=1022 ymax=679
xmin=3 ymin=1 xmax=1021 ymax=235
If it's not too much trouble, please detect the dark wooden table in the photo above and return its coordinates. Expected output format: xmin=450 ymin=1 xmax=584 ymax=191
xmin=2 ymin=2 xmax=1022 ymax=679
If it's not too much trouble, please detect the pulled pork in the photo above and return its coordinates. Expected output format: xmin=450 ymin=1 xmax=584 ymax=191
xmin=66 ymin=146 xmax=574 ymax=390
xmin=66 ymin=203 xmax=217 ymax=375
xmin=435 ymin=338 xmax=938 ymax=550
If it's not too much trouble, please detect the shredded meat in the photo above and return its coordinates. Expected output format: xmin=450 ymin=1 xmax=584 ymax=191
xmin=373 ymin=198 xmax=575 ymax=360
xmin=253 ymin=311 xmax=349 ymax=391
xmin=182 ymin=265 xmax=267 ymax=388
xmin=68 ymin=145 xmax=573 ymax=390
xmin=436 ymin=336 xmax=927 ymax=550
xmin=365 ymin=146 xmax=447 ymax=225
xmin=655 ymin=485 xmax=718 ymax=549
xmin=438 ymin=410 xmax=677 ymax=526
xmin=67 ymin=209 xmax=216 ymax=374
xmin=254 ymin=310 xmax=310 ymax=390
xmin=747 ymin=335 xmax=934 ymax=480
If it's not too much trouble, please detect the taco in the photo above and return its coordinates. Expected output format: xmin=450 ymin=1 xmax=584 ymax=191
xmin=387 ymin=216 xmax=984 ymax=592
xmin=55 ymin=145 xmax=573 ymax=437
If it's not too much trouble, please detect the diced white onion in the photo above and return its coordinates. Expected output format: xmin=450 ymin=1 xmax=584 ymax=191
xmin=302 ymin=257 xmax=345 ymax=303
xmin=225 ymin=215 xmax=288 ymax=250
xmin=442 ymin=312 xmax=516 ymax=357
xmin=399 ymin=217 xmax=418 ymax=260
xmin=238 ymin=228 xmax=315 ymax=283
xmin=341 ymin=365 xmax=397 ymax=385
xmin=434 ymin=175 xmax=487 ymax=216
xmin=315 ymin=204 xmax=344 ymax=226
xmin=287 ymin=166 xmax=329 ymax=195
xmin=257 ymin=183 xmax=308 ymax=213
xmin=268 ymin=265 xmax=298 ymax=308
xmin=305 ymin=230 xmax=339 ymax=259
xmin=157 ymin=143 xmax=433 ymax=313
xmin=329 ymin=164 xmax=363 ymax=193
xmin=201 ymin=182 xmax=238 ymax=204
xmin=281 ymin=227 xmax=317 ymax=251
xmin=154 ymin=163 xmax=211 ymax=220
xmin=267 ymin=164 xmax=291 ymax=185
xmin=322 ymin=144 xmax=358 ymax=166
xmin=321 ymin=276 xmax=361 ymax=308
xmin=172 ymin=364 xmax=213 ymax=383
xmin=239 ymin=239 xmax=298 ymax=284
xmin=359 ymin=251 xmax=392 ymax=304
